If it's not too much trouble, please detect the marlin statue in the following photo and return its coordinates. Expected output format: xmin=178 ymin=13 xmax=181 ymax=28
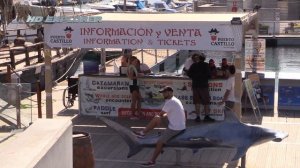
xmin=99 ymin=110 xmax=288 ymax=161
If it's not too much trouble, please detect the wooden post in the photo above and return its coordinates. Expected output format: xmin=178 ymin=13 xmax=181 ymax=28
xmin=141 ymin=49 xmax=144 ymax=63
xmin=155 ymin=49 xmax=157 ymax=63
xmin=234 ymin=53 xmax=242 ymax=120
xmin=101 ymin=48 xmax=106 ymax=72
xmin=9 ymin=50 xmax=15 ymax=69
xmin=36 ymin=80 xmax=42 ymax=118
xmin=6 ymin=65 xmax=11 ymax=83
xmin=25 ymin=46 xmax=30 ymax=66
xmin=193 ymin=0 xmax=198 ymax=12
xmin=44 ymin=44 xmax=53 ymax=118
xmin=37 ymin=44 xmax=43 ymax=63
xmin=124 ymin=0 xmax=127 ymax=11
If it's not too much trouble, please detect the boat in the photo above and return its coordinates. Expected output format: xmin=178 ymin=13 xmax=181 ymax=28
xmin=113 ymin=1 xmax=138 ymax=11
xmin=21 ymin=0 xmax=100 ymax=17
xmin=152 ymin=1 xmax=178 ymax=13
xmin=85 ymin=1 xmax=116 ymax=12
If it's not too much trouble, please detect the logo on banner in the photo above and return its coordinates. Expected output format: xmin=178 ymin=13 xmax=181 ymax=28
xmin=209 ymin=28 xmax=219 ymax=41
xmin=209 ymin=28 xmax=235 ymax=48
xmin=64 ymin=26 xmax=74 ymax=39
xmin=49 ymin=26 xmax=73 ymax=46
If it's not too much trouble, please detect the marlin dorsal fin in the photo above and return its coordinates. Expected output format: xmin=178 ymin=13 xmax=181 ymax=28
xmin=224 ymin=108 xmax=240 ymax=123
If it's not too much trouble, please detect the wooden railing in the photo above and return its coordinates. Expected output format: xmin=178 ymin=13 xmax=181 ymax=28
xmin=5 ymin=42 xmax=44 ymax=69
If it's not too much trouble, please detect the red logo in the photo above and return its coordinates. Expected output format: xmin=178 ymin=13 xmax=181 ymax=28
xmin=64 ymin=26 xmax=74 ymax=39
xmin=208 ymin=28 xmax=219 ymax=42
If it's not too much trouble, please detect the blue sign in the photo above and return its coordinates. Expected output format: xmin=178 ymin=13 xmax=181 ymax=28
xmin=279 ymin=86 xmax=300 ymax=106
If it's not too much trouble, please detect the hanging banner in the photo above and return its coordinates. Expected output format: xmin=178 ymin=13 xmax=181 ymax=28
xmin=44 ymin=21 xmax=242 ymax=51
xmin=245 ymin=38 xmax=266 ymax=72
xmin=79 ymin=76 xmax=226 ymax=120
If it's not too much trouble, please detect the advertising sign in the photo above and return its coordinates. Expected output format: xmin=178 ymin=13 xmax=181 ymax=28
xmin=44 ymin=21 xmax=242 ymax=51
xmin=79 ymin=76 xmax=226 ymax=120
xmin=245 ymin=38 xmax=266 ymax=72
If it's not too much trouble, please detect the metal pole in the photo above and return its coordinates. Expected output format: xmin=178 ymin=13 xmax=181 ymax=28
xmin=101 ymin=48 xmax=106 ymax=72
xmin=273 ymin=9 xmax=275 ymax=37
xmin=16 ymin=84 xmax=21 ymax=129
xmin=44 ymin=44 xmax=53 ymax=118
xmin=124 ymin=0 xmax=127 ymax=11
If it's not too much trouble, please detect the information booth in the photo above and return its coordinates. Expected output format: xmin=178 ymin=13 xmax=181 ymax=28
xmin=43 ymin=12 xmax=257 ymax=120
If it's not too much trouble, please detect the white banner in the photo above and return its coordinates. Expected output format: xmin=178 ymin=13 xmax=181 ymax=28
xmin=44 ymin=22 xmax=242 ymax=51
xmin=79 ymin=76 xmax=226 ymax=120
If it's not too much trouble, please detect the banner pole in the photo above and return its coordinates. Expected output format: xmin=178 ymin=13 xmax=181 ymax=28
xmin=44 ymin=44 xmax=53 ymax=118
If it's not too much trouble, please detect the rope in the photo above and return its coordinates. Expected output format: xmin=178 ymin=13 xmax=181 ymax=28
xmin=53 ymin=48 xmax=88 ymax=84
xmin=10 ymin=68 xmax=34 ymax=84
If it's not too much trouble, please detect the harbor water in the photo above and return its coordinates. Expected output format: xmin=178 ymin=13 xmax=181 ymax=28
xmin=169 ymin=46 xmax=300 ymax=74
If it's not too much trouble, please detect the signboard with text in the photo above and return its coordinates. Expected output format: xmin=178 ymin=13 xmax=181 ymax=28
xmin=79 ymin=76 xmax=226 ymax=120
xmin=44 ymin=21 xmax=242 ymax=51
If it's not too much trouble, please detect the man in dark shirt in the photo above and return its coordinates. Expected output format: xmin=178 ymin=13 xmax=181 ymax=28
xmin=187 ymin=53 xmax=215 ymax=122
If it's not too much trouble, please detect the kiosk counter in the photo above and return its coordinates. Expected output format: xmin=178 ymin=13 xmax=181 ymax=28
xmin=79 ymin=74 xmax=227 ymax=120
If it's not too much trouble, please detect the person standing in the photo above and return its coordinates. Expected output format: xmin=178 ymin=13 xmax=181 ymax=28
xmin=182 ymin=53 xmax=198 ymax=75
xmin=208 ymin=59 xmax=217 ymax=79
xmin=121 ymin=49 xmax=132 ymax=66
xmin=133 ymin=86 xmax=186 ymax=167
xmin=218 ymin=65 xmax=236 ymax=111
xmin=187 ymin=53 xmax=214 ymax=122
xmin=127 ymin=56 xmax=143 ymax=119
xmin=221 ymin=58 xmax=229 ymax=78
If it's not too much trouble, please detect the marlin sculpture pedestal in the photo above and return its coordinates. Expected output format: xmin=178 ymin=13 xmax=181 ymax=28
xmin=99 ymin=110 xmax=288 ymax=166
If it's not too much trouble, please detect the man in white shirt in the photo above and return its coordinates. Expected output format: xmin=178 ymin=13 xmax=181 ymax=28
xmin=133 ymin=86 xmax=186 ymax=167
xmin=218 ymin=65 xmax=236 ymax=110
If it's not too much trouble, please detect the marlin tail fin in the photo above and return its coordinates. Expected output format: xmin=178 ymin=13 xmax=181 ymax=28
xmin=99 ymin=117 xmax=142 ymax=158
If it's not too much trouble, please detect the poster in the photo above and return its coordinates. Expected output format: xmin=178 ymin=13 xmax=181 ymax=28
xmin=243 ymin=79 xmax=259 ymax=110
xmin=245 ymin=38 xmax=266 ymax=72
xmin=79 ymin=76 xmax=226 ymax=120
